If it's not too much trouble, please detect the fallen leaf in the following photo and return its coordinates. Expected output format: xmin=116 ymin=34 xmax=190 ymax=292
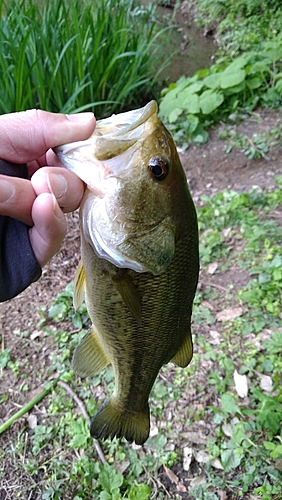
xmin=259 ymin=374 xmax=273 ymax=392
xmin=176 ymin=483 xmax=187 ymax=493
xmin=219 ymin=491 xmax=227 ymax=500
xmin=216 ymin=306 xmax=243 ymax=321
xmin=211 ymin=458 xmax=224 ymax=470
xmin=222 ymin=227 xmax=232 ymax=238
xmin=189 ymin=474 xmax=207 ymax=487
xmin=202 ymin=300 xmax=214 ymax=310
xmin=30 ymin=330 xmax=42 ymax=340
xmin=194 ymin=450 xmax=210 ymax=464
xmin=183 ymin=446 xmax=194 ymax=471
xmin=27 ymin=414 xmax=37 ymax=430
xmin=163 ymin=465 xmax=179 ymax=484
xmin=207 ymin=262 xmax=218 ymax=274
xmin=222 ymin=423 xmax=233 ymax=437
xmin=149 ymin=425 xmax=158 ymax=437
xmin=275 ymin=459 xmax=282 ymax=472
xmin=181 ymin=431 xmax=208 ymax=444
xmin=116 ymin=460 xmax=130 ymax=474
xmin=234 ymin=370 xmax=248 ymax=398
xmin=209 ymin=330 xmax=222 ymax=345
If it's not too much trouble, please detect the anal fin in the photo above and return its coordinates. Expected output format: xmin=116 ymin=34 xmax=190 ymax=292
xmin=72 ymin=328 xmax=110 ymax=378
xmin=171 ymin=331 xmax=193 ymax=368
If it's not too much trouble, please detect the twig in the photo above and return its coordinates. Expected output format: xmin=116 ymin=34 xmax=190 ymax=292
xmin=0 ymin=378 xmax=59 ymax=435
xmin=58 ymin=380 xmax=107 ymax=465
xmin=201 ymin=281 xmax=228 ymax=291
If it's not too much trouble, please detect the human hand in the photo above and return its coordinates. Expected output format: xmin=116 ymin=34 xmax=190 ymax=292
xmin=0 ymin=109 xmax=96 ymax=267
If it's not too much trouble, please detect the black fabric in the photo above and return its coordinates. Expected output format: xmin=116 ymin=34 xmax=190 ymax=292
xmin=0 ymin=160 xmax=42 ymax=302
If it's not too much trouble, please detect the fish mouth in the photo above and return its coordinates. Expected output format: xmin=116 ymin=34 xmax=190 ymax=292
xmin=54 ymin=100 xmax=159 ymax=192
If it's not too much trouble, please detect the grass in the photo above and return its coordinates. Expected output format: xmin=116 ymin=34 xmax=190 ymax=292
xmin=0 ymin=0 xmax=169 ymax=116
xmin=1 ymin=179 xmax=282 ymax=499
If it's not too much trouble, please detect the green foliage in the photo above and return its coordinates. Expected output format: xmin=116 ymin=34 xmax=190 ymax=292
xmin=193 ymin=0 xmax=282 ymax=56
xmin=0 ymin=0 xmax=167 ymax=116
xmin=48 ymin=282 xmax=90 ymax=329
xmin=2 ymin=180 xmax=282 ymax=498
xmin=159 ymin=42 xmax=282 ymax=145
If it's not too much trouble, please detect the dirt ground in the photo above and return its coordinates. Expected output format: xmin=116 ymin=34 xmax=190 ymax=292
xmin=0 ymin=107 xmax=281 ymax=499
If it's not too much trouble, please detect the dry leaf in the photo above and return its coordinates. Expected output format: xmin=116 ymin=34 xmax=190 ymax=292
xmin=209 ymin=330 xmax=222 ymax=345
xmin=176 ymin=483 xmax=187 ymax=493
xmin=207 ymin=262 xmax=218 ymax=274
xmin=222 ymin=423 xmax=233 ymax=437
xmin=27 ymin=414 xmax=37 ymax=430
xmin=275 ymin=459 xmax=282 ymax=472
xmin=183 ymin=446 xmax=194 ymax=471
xmin=163 ymin=465 xmax=179 ymax=484
xmin=216 ymin=306 xmax=243 ymax=321
xmin=219 ymin=491 xmax=227 ymax=500
xmin=30 ymin=330 xmax=42 ymax=340
xmin=202 ymin=300 xmax=214 ymax=310
xmin=259 ymin=374 xmax=273 ymax=392
xmin=234 ymin=370 xmax=248 ymax=398
xmin=189 ymin=474 xmax=207 ymax=487
xmin=211 ymin=458 xmax=224 ymax=470
xmin=194 ymin=450 xmax=210 ymax=464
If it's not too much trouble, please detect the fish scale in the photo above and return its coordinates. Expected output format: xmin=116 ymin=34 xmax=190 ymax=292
xmin=55 ymin=100 xmax=199 ymax=445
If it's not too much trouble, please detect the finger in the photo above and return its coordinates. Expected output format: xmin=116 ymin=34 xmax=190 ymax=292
xmin=0 ymin=110 xmax=96 ymax=164
xmin=29 ymin=193 xmax=67 ymax=267
xmin=31 ymin=167 xmax=85 ymax=213
xmin=0 ymin=174 xmax=35 ymax=226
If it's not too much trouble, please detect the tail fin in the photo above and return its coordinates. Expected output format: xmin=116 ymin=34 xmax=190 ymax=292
xmin=90 ymin=397 xmax=150 ymax=445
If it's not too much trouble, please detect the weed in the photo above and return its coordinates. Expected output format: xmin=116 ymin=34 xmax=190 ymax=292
xmin=0 ymin=0 xmax=169 ymax=116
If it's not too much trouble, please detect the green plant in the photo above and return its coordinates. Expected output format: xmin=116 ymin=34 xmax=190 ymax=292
xmin=0 ymin=0 xmax=169 ymax=116
xmin=159 ymin=42 xmax=282 ymax=145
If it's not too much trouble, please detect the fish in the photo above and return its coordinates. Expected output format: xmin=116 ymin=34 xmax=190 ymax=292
xmin=55 ymin=100 xmax=199 ymax=445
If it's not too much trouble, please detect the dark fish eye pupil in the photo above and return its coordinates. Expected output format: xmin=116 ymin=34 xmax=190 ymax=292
xmin=148 ymin=157 xmax=169 ymax=181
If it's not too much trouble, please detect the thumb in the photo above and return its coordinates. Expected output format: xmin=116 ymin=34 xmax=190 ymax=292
xmin=0 ymin=109 xmax=96 ymax=164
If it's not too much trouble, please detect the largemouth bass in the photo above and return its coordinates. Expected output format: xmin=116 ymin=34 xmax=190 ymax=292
xmin=55 ymin=100 xmax=199 ymax=445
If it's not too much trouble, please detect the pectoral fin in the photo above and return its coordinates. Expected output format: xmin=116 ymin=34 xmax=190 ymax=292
xmin=72 ymin=328 xmax=110 ymax=377
xmin=111 ymin=270 xmax=142 ymax=324
xmin=73 ymin=260 xmax=86 ymax=310
xmin=171 ymin=332 xmax=193 ymax=368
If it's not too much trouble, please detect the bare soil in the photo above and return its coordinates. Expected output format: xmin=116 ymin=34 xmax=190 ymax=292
xmin=0 ymin=108 xmax=281 ymax=499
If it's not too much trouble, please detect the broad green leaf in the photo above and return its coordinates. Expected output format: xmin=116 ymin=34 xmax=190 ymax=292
xmin=220 ymin=69 xmax=245 ymax=89
xmin=203 ymin=73 xmax=223 ymax=89
xmin=246 ymin=76 xmax=262 ymax=89
xmin=99 ymin=464 xmax=123 ymax=493
xmin=224 ymin=53 xmax=254 ymax=72
xmin=182 ymin=91 xmax=200 ymax=114
xmin=221 ymin=393 xmax=240 ymax=414
xmin=129 ymin=484 xmax=151 ymax=500
xmin=221 ymin=449 xmax=242 ymax=472
xmin=199 ymin=89 xmax=224 ymax=114
xmin=169 ymin=107 xmax=183 ymax=123
xmin=274 ymin=78 xmax=282 ymax=92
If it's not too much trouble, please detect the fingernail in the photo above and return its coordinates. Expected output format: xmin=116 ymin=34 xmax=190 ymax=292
xmin=51 ymin=193 xmax=63 ymax=218
xmin=67 ymin=112 xmax=94 ymax=123
xmin=47 ymin=173 xmax=67 ymax=199
xmin=0 ymin=180 xmax=15 ymax=203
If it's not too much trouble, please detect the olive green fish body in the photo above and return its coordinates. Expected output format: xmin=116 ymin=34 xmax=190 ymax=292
xmin=55 ymin=101 xmax=199 ymax=445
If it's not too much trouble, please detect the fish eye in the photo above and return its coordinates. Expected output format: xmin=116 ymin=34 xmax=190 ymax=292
xmin=148 ymin=157 xmax=169 ymax=181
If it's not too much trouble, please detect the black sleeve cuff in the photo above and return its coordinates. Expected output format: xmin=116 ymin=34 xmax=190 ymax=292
xmin=0 ymin=160 xmax=42 ymax=302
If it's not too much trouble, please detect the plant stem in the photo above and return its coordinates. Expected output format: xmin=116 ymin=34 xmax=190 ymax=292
xmin=0 ymin=378 xmax=59 ymax=435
